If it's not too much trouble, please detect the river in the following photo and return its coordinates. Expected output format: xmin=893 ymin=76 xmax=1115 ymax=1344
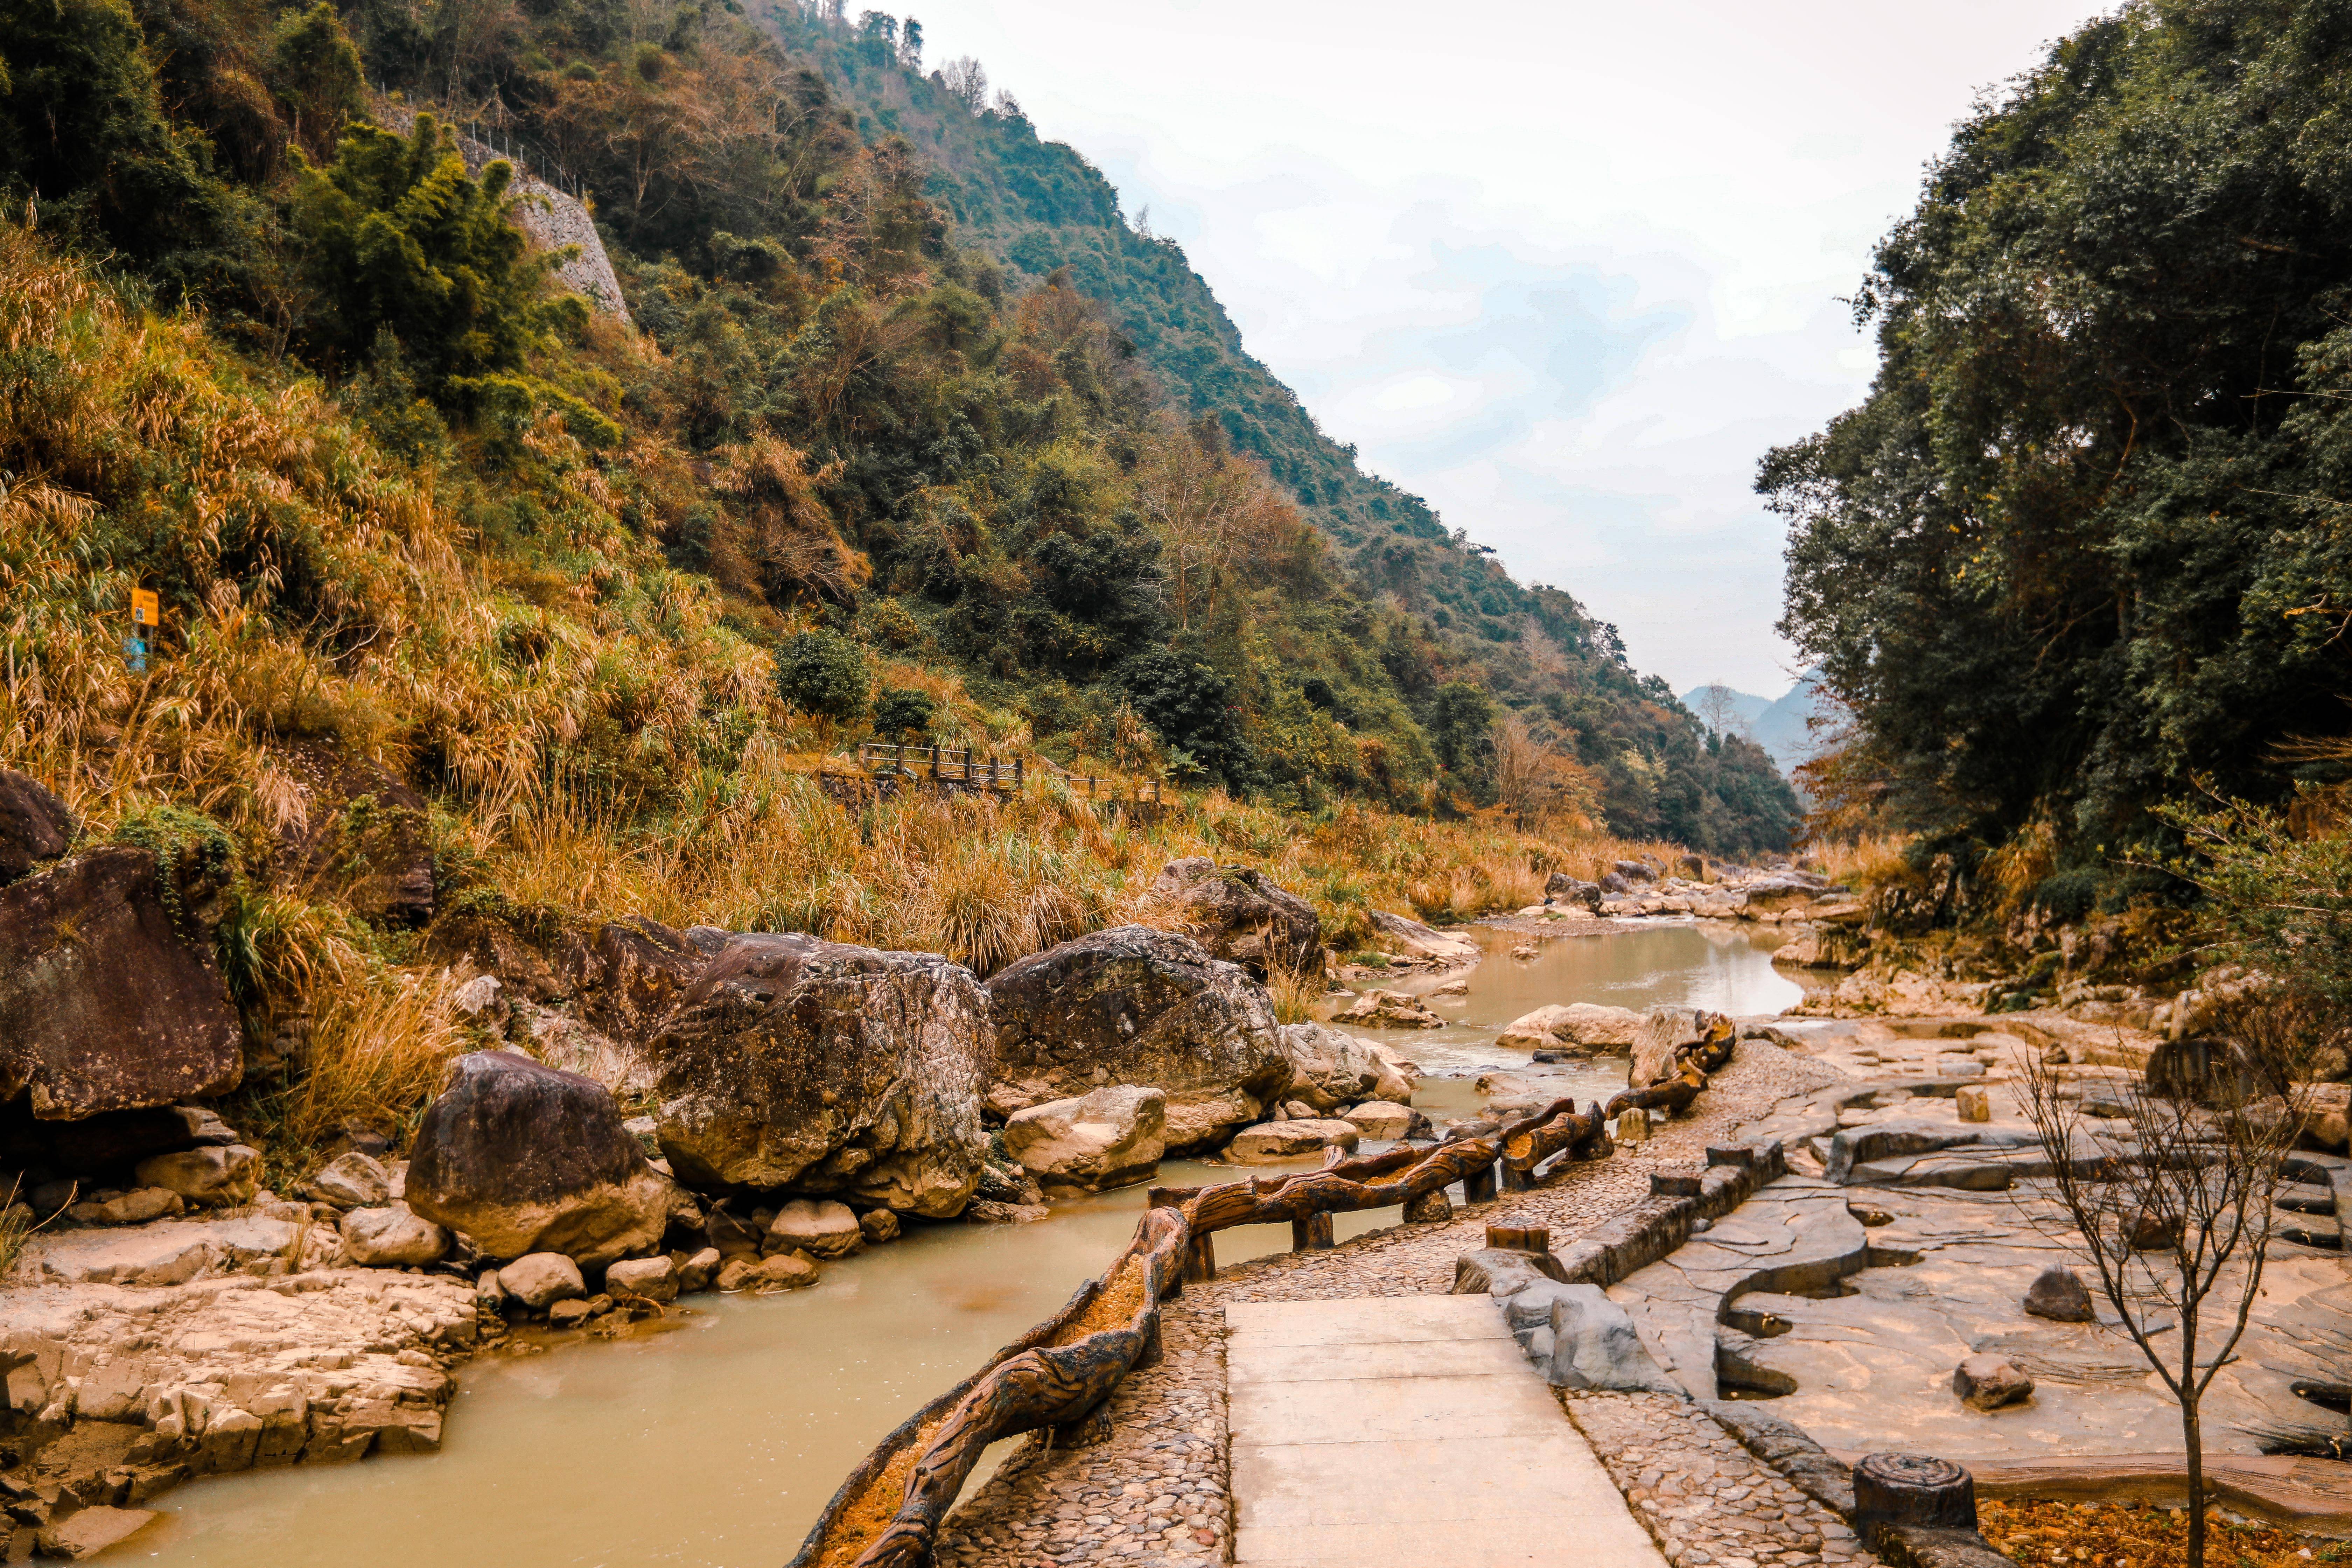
xmin=139 ymin=920 xmax=1804 ymax=1566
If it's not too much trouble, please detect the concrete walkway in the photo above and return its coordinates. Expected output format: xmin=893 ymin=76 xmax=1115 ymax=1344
xmin=1225 ymin=1296 xmax=1669 ymax=1568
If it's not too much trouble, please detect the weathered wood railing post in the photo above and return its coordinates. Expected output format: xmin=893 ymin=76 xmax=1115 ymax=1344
xmin=1148 ymin=1186 xmax=1215 ymax=1282
xmin=1463 ymin=1159 xmax=1498 ymax=1204
xmin=1290 ymin=1212 xmax=1334 ymax=1252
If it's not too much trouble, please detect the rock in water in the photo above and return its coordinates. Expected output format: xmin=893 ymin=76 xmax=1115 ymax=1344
xmin=1227 ymin=1119 xmax=1360 ymax=1162
xmin=406 ymin=1051 xmax=672 ymax=1265
xmin=1332 ymin=989 xmax=1445 ymax=1029
xmin=341 ymin=1202 xmax=451 ymax=1268
xmin=1002 ymin=1086 xmax=1167 ymax=1193
xmin=1147 ymin=858 xmax=1324 ymax=979
xmin=0 ymin=846 xmax=243 ymax=1117
xmin=1952 ymin=1354 xmax=2034 ymax=1411
xmin=1277 ymin=1023 xmax=1395 ymax=1109
xmin=987 ymin=925 xmax=1286 ymax=1154
xmin=1496 ymin=1003 xmax=1644 ymax=1052
xmin=652 ymin=935 xmax=990 ymax=1218
xmin=0 ymin=768 xmax=74 ymax=886
xmin=606 ymin=1255 xmax=679 ymax=1302
xmin=1629 ymin=1006 xmax=1736 ymax=1087
xmin=499 ymin=1252 xmax=586 ymax=1309
xmin=857 ymin=1207 xmax=899 ymax=1244
xmin=2023 ymin=1264 xmax=2096 ymax=1322
xmin=764 ymin=1197 xmax=864 ymax=1258
xmin=1342 ymin=1101 xmax=1416 ymax=1139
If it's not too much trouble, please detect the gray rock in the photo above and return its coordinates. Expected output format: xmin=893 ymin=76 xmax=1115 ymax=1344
xmin=655 ymin=934 xmax=990 ymax=1216
xmin=1002 ymin=1086 xmax=1167 ymax=1193
xmin=1226 ymin=1119 xmax=1359 ymax=1162
xmin=340 ymin=1202 xmax=450 ymax=1268
xmin=1147 ymin=858 xmax=1324 ymax=978
xmin=92 ymin=1187 xmax=182 ymax=1225
xmin=406 ymin=1051 xmax=671 ymax=1266
xmin=1277 ymin=1023 xmax=1405 ymax=1109
xmin=1545 ymin=1284 xmax=1686 ymax=1393
xmin=306 ymin=1151 xmax=392 ymax=1210
xmin=988 ymin=925 xmax=1286 ymax=1154
xmin=606 ymin=1255 xmax=678 ymax=1302
xmin=2022 ymin=1264 xmax=2095 ymax=1322
xmin=499 ymin=1251 xmax=586 ymax=1309
xmin=764 ymin=1197 xmax=863 ymax=1259
xmin=134 ymin=1144 xmax=259 ymax=1208
xmin=1952 ymin=1353 xmax=2033 ymax=1410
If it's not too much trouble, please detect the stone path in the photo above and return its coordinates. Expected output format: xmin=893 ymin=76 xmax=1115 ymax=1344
xmin=1224 ymin=1295 xmax=1667 ymax=1568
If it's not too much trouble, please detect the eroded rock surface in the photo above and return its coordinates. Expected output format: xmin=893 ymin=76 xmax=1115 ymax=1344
xmin=0 ymin=768 xmax=74 ymax=886
xmin=987 ymin=926 xmax=1284 ymax=1155
xmin=406 ymin=1052 xmax=670 ymax=1265
xmin=1001 ymin=1087 xmax=1167 ymax=1194
xmin=655 ymin=934 xmax=991 ymax=1216
xmin=1148 ymin=859 xmax=1324 ymax=978
xmin=0 ymin=847 xmax=243 ymax=1119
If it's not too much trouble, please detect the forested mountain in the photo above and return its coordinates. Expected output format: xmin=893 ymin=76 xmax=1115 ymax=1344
xmin=0 ymin=0 xmax=1798 ymax=851
xmin=1766 ymin=0 xmax=2352 ymax=894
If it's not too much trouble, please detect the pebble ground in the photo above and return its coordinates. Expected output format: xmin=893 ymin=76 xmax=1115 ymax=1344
xmin=936 ymin=1040 xmax=1860 ymax=1568
xmin=1566 ymin=1392 xmax=1878 ymax=1568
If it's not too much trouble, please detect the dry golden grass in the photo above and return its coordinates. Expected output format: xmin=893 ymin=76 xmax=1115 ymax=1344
xmin=0 ymin=225 xmax=1699 ymax=1168
xmin=1804 ymin=832 xmax=1913 ymax=890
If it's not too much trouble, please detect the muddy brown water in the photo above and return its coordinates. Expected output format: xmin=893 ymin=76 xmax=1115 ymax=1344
xmin=143 ymin=922 xmax=1803 ymax=1566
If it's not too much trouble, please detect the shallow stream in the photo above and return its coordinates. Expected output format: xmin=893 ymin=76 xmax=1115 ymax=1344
xmin=141 ymin=921 xmax=1802 ymax=1567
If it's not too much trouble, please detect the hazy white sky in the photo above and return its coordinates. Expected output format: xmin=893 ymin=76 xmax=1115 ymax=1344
xmin=910 ymin=0 xmax=2109 ymax=698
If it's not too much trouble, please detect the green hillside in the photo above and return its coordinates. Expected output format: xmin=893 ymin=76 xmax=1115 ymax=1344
xmin=0 ymin=0 xmax=1795 ymax=852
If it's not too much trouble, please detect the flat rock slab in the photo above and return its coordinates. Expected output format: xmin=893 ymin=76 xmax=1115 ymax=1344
xmin=1225 ymin=1296 xmax=1666 ymax=1568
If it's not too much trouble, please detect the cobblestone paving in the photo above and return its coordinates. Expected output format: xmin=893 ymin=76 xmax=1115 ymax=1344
xmin=1564 ymin=1392 xmax=1881 ymax=1568
xmin=937 ymin=1042 xmax=1849 ymax=1568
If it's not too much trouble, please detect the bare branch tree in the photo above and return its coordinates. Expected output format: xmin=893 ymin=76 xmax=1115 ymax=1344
xmin=2020 ymin=997 xmax=2314 ymax=1567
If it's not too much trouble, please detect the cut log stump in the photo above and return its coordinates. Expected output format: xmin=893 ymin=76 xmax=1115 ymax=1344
xmin=1853 ymin=1452 xmax=1977 ymax=1546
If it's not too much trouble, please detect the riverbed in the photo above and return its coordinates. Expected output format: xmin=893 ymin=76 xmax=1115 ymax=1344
xmin=138 ymin=921 xmax=1804 ymax=1567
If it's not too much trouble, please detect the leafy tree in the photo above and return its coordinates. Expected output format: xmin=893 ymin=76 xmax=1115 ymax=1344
xmin=267 ymin=2 xmax=365 ymax=156
xmin=1766 ymin=0 xmax=2352 ymax=871
xmin=1120 ymin=646 xmax=1256 ymax=791
xmin=0 ymin=0 xmax=246 ymax=289
xmin=873 ymin=685 xmax=937 ymax=738
xmin=776 ymin=630 xmax=870 ymax=722
xmin=1426 ymin=680 xmax=1496 ymax=781
xmin=290 ymin=114 xmax=578 ymax=395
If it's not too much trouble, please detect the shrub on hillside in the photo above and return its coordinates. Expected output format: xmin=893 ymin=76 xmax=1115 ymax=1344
xmin=776 ymin=630 xmax=870 ymax=722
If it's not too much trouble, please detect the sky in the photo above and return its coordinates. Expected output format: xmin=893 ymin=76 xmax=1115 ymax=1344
xmin=906 ymin=0 xmax=2111 ymax=699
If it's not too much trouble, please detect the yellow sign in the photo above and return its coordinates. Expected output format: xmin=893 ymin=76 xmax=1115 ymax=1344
xmin=130 ymin=589 xmax=159 ymax=628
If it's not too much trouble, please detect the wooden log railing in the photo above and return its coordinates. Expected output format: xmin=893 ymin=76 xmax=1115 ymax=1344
xmin=791 ymin=1040 xmax=1744 ymax=1568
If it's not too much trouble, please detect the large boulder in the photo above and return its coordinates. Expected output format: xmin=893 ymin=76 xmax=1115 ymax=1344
xmin=1496 ymin=1003 xmax=1643 ymax=1053
xmin=273 ymin=754 xmax=436 ymax=926
xmin=1366 ymin=909 xmax=1480 ymax=965
xmin=987 ymin=925 xmax=1287 ymax=1154
xmin=653 ymin=934 xmax=991 ymax=1217
xmin=1276 ymin=1023 xmax=1392 ymax=1110
xmin=1002 ymin=1086 xmax=1167 ymax=1193
xmin=560 ymin=917 xmax=709 ymax=1044
xmin=1629 ymin=1006 xmax=1735 ymax=1087
xmin=406 ymin=1052 xmax=672 ymax=1265
xmin=135 ymin=1144 xmax=259 ymax=1208
xmin=0 ymin=769 xmax=74 ymax=886
xmin=1332 ymin=989 xmax=1443 ymax=1029
xmin=1542 ymin=873 xmax=1603 ymax=911
xmin=0 ymin=846 xmax=243 ymax=1118
xmin=1148 ymin=858 xmax=1323 ymax=979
